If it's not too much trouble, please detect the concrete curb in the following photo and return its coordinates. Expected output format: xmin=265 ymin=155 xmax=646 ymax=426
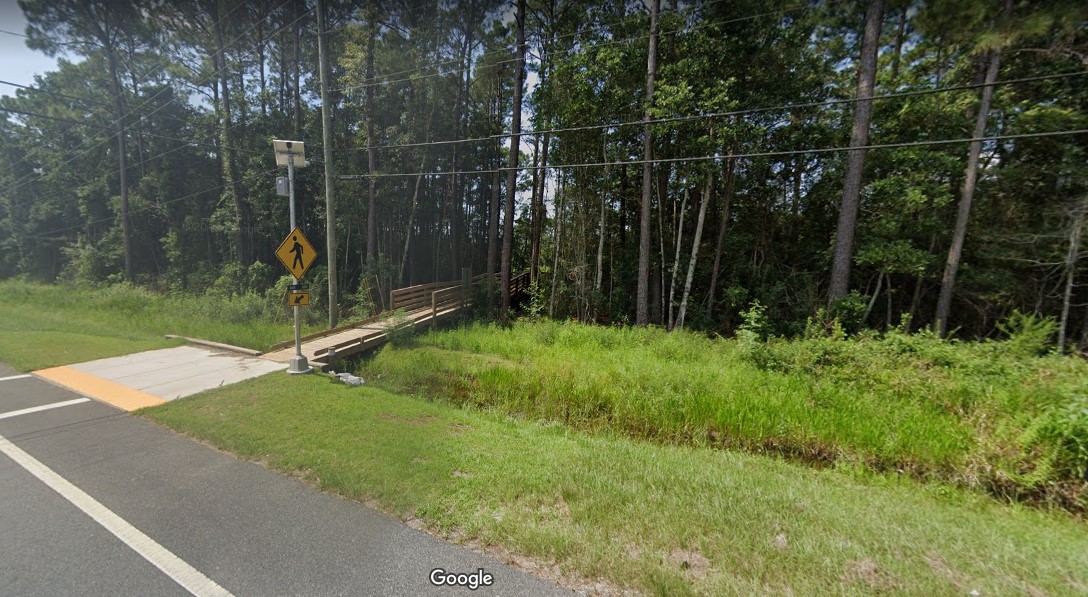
xmin=164 ymin=335 xmax=263 ymax=357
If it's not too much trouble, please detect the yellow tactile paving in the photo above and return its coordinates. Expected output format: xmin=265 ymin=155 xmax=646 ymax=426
xmin=34 ymin=366 xmax=165 ymax=411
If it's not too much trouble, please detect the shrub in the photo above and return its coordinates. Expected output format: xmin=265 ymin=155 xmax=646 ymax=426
xmin=384 ymin=309 xmax=417 ymax=346
xmin=1033 ymin=394 xmax=1088 ymax=481
xmin=996 ymin=309 xmax=1056 ymax=357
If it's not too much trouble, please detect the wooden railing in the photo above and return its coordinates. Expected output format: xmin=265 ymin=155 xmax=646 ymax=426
xmin=389 ymin=271 xmax=509 ymax=312
xmin=510 ymin=270 xmax=530 ymax=296
xmin=389 ymin=280 xmax=460 ymax=311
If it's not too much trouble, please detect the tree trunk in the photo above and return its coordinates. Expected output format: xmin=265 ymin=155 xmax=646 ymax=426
xmin=257 ymin=17 xmax=267 ymax=117
xmin=487 ymin=165 xmax=500 ymax=296
xmin=317 ymin=0 xmax=338 ymax=327
xmin=292 ymin=0 xmax=302 ymax=137
xmin=934 ymin=48 xmax=1002 ymax=336
xmin=549 ymin=175 xmax=566 ymax=317
xmin=1058 ymin=205 xmax=1085 ymax=351
xmin=667 ymin=186 xmax=688 ymax=329
xmin=828 ymin=0 xmax=884 ymax=301
xmin=636 ymin=0 xmax=661 ymax=326
xmin=531 ymin=132 xmax=550 ymax=284
xmin=706 ymin=157 xmax=735 ymax=320
xmin=864 ymin=271 xmax=884 ymax=322
xmin=399 ymin=163 xmax=427 ymax=286
xmin=528 ymin=134 xmax=541 ymax=277
xmin=595 ymin=135 xmax=608 ymax=293
xmin=214 ymin=1 xmax=247 ymax=265
xmin=676 ymin=171 xmax=712 ymax=330
xmin=656 ymin=175 xmax=666 ymax=325
xmin=619 ymin=164 xmax=628 ymax=251
xmin=501 ymin=0 xmax=526 ymax=315
xmin=891 ymin=7 xmax=907 ymax=81
xmin=105 ymin=49 xmax=132 ymax=280
xmin=365 ymin=7 xmax=378 ymax=269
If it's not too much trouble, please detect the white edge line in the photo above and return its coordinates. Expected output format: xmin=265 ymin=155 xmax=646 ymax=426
xmin=0 ymin=398 xmax=90 ymax=420
xmin=0 ymin=374 xmax=32 ymax=382
xmin=0 ymin=434 xmax=234 ymax=597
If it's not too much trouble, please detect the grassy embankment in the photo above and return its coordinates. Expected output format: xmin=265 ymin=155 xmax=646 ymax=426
xmin=147 ymin=373 xmax=1088 ymax=596
xmin=362 ymin=321 xmax=1088 ymax=511
xmin=0 ymin=279 xmax=309 ymax=370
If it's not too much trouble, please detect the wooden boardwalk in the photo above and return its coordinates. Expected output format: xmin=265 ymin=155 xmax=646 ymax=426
xmin=262 ymin=271 xmax=528 ymax=369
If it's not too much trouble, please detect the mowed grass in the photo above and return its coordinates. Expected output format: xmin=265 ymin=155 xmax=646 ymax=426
xmin=361 ymin=321 xmax=1088 ymax=509
xmin=145 ymin=373 xmax=1088 ymax=596
xmin=0 ymin=280 xmax=306 ymax=370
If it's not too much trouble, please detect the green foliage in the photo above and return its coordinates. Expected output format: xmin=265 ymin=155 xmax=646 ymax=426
xmin=207 ymin=261 xmax=275 ymax=297
xmin=995 ymin=309 xmax=1057 ymax=357
xmin=736 ymin=300 xmax=771 ymax=342
xmin=58 ymin=237 xmax=121 ymax=284
xmin=363 ymin=320 xmax=1088 ymax=512
xmin=344 ymin=278 xmax=377 ymax=321
xmin=1037 ymin=394 xmax=1088 ymax=481
xmin=2 ymin=0 xmax=1086 ymax=348
xmin=524 ymin=279 xmax=547 ymax=320
xmin=383 ymin=309 xmax=417 ymax=347
xmin=826 ymin=291 xmax=869 ymax=334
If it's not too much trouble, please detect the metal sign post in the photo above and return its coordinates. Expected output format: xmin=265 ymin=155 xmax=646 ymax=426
xmin=274 ymin=140 xmax=312 ymax=375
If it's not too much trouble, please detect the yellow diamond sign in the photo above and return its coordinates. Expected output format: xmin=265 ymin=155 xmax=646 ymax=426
xmin=276 ymin=227 xmax=317 ymax=279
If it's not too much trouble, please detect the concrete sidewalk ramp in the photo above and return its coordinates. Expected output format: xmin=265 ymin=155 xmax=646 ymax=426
xmin=35 ymin=346 xmax=282 ymax=411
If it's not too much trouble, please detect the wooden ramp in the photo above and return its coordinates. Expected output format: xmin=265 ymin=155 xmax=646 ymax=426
xmin=262 ymin=271 xmax=528 ymax=369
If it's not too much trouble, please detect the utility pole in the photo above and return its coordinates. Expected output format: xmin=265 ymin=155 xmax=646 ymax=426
xmin=316 ymin=0 xmax=338 ymax=328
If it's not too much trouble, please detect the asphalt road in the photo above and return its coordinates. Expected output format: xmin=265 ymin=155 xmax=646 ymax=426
xmin=0 ymin=363 xmax=570 ymax=596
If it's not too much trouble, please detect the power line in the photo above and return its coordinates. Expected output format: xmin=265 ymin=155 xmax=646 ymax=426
xmin=337 ymin=128 xmax=1087 ymax=179
xmin=0 ymin=105 xmax=266 ymax=156
xmin=24 ymin=167 xmax=280 ymax=240
xmin=329 ymin=70 xmax=1088 ymax=155
xmin=0 ymin=79 xmax=108 ymax=108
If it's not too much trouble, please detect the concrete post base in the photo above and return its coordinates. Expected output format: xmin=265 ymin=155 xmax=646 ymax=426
xmin=287 ymin=355 xmax=312 ymax=375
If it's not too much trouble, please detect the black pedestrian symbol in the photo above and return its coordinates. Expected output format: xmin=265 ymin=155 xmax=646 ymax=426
xmin=290 ymin=236 xmax=304 ymax=270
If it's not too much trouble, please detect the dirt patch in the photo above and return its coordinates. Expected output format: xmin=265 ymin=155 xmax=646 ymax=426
xmin=842 ymin=557 xmax=899 ymax=591
xmin=453 ymin=469 xmax=472 ymax=478
xmin=538 ymin=494 xmax=573 ymax=521
xmin=925 ymin=553 xmax=968 ymax=591
xmin=1026 ymin=583 xmax=1049 ymax=597
xmin=772 ymin=533 xmax=788 ymax=550
xmin=377 ymin=412 xmax=438 ymax=426
xmin=669 ymin=547 xmax=711 ymax=580
xmin=449 ymin=422 xmax=475 ymax=435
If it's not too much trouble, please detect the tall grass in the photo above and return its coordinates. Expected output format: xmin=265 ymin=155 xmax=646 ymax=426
xmin=362 ymin=320 xmax=1088 ymax=511
xmin=0 ymin=279 xmax=314 ymax=369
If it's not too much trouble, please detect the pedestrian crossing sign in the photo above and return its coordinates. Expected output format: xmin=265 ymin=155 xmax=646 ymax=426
xmin=275 ymin=227 xmax=317 ymax=279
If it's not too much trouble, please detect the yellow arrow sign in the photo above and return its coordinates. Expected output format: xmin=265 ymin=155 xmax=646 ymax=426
xmin=275 ymin=227 xmax=317 ymax=279
xmin=288 ymin=291 xmax=310 ymax=306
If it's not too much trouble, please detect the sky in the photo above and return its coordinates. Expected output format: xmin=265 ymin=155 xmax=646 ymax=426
xmin=0 ymin=0 xmax=62 ymax=91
